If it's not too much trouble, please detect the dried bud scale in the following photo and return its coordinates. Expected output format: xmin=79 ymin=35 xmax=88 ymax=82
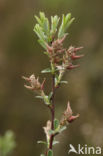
xmin=60 ymin=101 xmax=80 ymax=126
xmin=43 ymin=120 xmax=52 ymax=142
xmin=22 ymin=74 xmax=43 ymax=91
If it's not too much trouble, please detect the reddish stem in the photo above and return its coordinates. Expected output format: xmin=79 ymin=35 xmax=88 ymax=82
xmin=49 ymin=74 xmax=55 ymax=150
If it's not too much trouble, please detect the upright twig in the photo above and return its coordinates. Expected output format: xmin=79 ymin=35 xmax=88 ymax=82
xmin=23 ymin=12 xmax=83 ymax=156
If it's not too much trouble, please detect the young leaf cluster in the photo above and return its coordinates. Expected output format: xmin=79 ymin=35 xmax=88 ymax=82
xmin=34 ymin=12 xmax=74 ymax=49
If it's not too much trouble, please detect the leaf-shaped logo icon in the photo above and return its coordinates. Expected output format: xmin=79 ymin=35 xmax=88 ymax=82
xmin=68 ymin=144 xmax=78 ymax=154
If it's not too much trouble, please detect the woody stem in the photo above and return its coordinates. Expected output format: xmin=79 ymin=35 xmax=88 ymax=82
xmin=49 ymin=74 xmax=55 ymax=150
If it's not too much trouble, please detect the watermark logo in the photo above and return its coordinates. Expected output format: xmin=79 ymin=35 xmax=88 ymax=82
xmin=68 ymin=144 xmax=102 ymax=155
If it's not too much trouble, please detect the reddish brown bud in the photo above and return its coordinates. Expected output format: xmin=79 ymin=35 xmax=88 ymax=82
xmin=71 ymin=54 xmax=84 ymax=60
xmin=68 ymin=114 xmax=80 ymax=123
xmin=67 ymin=46 xmax=83 ymax=54
xmin=46 ymin=44 xmax=53 ymax=53
xmin=54 ymin=57 xmax=61 ymax=63
xmin=60 ymin=101 xmax=80 ymax=125
xmin=67 ymin=64 xmax=80 ymax=70
xmin=74 ymin=47 xmax=83 ymax=53
xmin=58 ymin=34 xmax=67 ymax=44
xmin=41 ymin=78 xmax=46 ymax=90
xmin=57 ymin=48 xmax=66 ymax=53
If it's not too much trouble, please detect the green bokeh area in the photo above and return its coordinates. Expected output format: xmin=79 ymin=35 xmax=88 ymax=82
xmin=0 ymin=0 xmax=103 ymax=155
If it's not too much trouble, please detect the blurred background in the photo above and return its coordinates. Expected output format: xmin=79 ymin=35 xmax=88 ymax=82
xmin=0 ymin=0 xmax=103 ymax=155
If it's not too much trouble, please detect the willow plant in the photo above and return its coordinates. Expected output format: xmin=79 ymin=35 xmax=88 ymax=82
xmin=23 ymin=12 xmax=84 ymax=156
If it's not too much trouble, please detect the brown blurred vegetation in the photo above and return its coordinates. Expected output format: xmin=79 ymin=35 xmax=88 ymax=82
xmin=0 ymin=0 xmax=103 ymax=156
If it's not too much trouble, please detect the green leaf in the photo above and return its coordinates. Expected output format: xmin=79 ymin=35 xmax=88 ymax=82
xmin=49 ymin=129 xmax=55 ymax=135
xmin=65 ymin=13 xmax=71 ymax=22
xmin=60 ymin=81 xmax=68 ymax=84
xmin=40 ymin=154 xmax=45 ymax=156
xmin=54 ymin=119 xmax=60 ymax=130
xmin=35 ymin=12 xmax=50 ymax=43
xmin=44 ymin=51 xmax=49 ymax=56
xmin=58 ymin=13 xmax=75 ymax=38
xmin=37 ymin=141 xmax=47 ymax=145
xmin=43 ymin=95 xmax=50 ymax=105
xmin=48 ymin=92 xmax=53 ymax=100
xmin=53 ymin=140 xmax=59 ymax=146
xmin=35 ymin=15 xmax=42 ymax=26
xmin=58 ymin=14 xmax=65 ymax=38
xmin=47 ymin=149 xmax=53 ymax=156
xmin=41 ymin=68 xmax=52 ymax=73
xmin=59 ymin=126 xmax=67 ymax=133
xmin=51 ymin=62 xmax=55 ymax=74
xmin=35 ymin=96 xmax=43 ymax=99
xmin=34 ymin=24 xmax=46 ymax=41
xmin=65 ymin=17 xmax=75 ymax=31
xmin=38 ymin=39 xmax=46 ymax=49
xmin=51 ymin=15 xmax=60 ymax=36
xmin=55 ymin=74 xmax=59 ymax=80
xmin=55 ymin=74 xmax=59 ymax=85
xmin=40 ymin=12 xmax=50 ymax=36
xmin=36 ymin=95 xmax=50 ymax=105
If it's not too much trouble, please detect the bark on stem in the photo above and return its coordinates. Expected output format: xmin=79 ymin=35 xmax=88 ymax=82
xmin=49 ymin=74 xmax=55 ymax=150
